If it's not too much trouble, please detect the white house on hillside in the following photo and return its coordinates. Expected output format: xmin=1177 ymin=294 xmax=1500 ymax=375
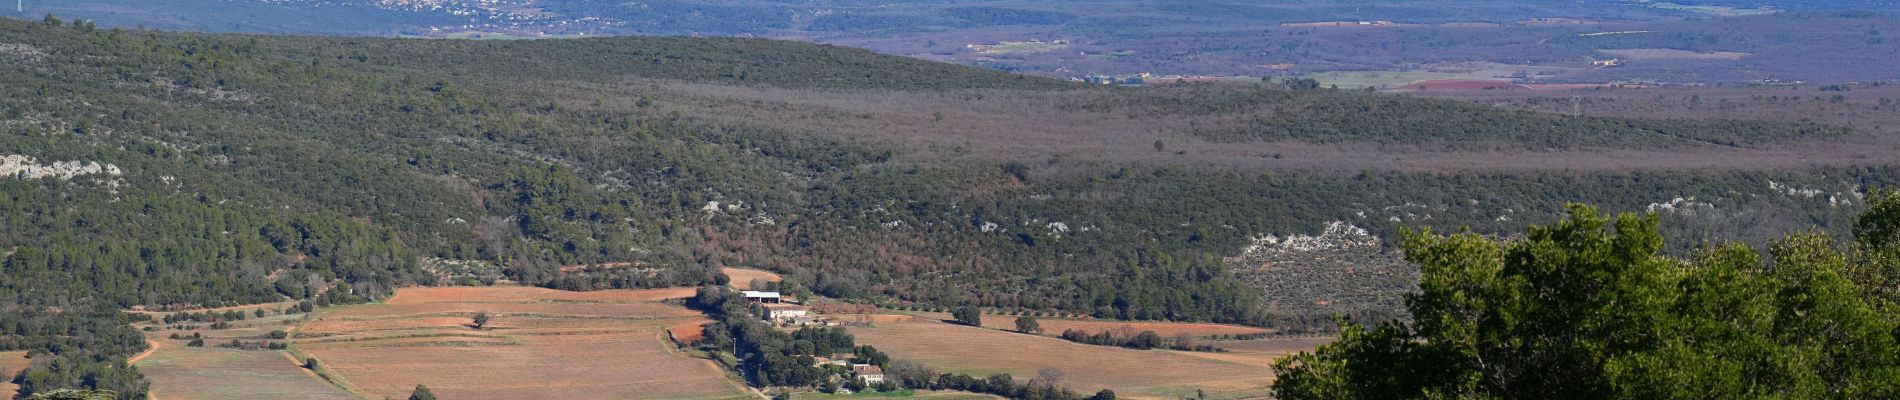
xmin=853 ymin=364 xmax=886 ymax=384
xmin=743 ymin=291 xmax=783 ymax=303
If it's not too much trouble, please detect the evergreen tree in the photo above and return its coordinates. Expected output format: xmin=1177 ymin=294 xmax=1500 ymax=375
xmin=953 ymin=306 xmax=982 ymax=327
xmin=1273 ymin=204 xmax=1900 ymax=399
xmin=408 ymin=385 xmax=436 ymax=400
xmin=1015 ymin=316 xmax=1042 ymax=334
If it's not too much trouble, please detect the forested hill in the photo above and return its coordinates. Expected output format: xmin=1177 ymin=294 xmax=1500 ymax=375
xmin=234 ymin=33 xmax=1076 ymax=92
xmin=1 ymin=14 xmax=1894 ymax=396
xmin=0 ymin=14 xmax=1067 ymax=307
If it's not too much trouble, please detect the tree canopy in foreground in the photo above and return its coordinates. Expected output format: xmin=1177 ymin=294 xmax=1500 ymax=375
xmin=1274 ymin=192 xmax=1900 ymax=399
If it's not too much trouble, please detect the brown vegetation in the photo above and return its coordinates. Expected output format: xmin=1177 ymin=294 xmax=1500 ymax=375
xmin=665 ymin=318 xmax=714 ymax=344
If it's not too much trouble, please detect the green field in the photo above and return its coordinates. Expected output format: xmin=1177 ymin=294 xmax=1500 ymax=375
xmin=970 ymin=41 xmax=1070 ymax=55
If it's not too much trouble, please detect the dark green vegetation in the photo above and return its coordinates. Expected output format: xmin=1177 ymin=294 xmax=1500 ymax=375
xmin=1174 ymin=89 xmax=1846 ymax=148
xmin=408 ymin=384 xmax=436 ymax=400
xmin=0 ymin=305 xmax=147 ymax=397
xmin=1 ymin=12 xmax=1897 ymax=397
xmin=952 ymin=306 xmax=983 ymax=327
xmin=1014 ymin=316 xmax=1041 ymax=334
xmin=1273 ymin=195 xmax=1900 ymax=399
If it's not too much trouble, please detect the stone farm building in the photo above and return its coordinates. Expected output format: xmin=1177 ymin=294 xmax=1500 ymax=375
xmin=853 ymin=364 xmax=886 ymax=384
xmin=762 ymin=303 xmax=809 ymax=320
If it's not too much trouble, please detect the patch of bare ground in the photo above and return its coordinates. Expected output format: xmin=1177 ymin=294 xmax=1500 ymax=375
xmin=294 ymin=286 xmax=749 ymax=400
xmin=852 ymin=318 xmax=1289 ymax=399
xmin=0 ymin=351 xmax=26 ymax=399
xmin=723 ymin=267 xmax=784 ymax=290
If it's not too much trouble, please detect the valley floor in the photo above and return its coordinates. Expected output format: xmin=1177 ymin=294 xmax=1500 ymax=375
xmin=125 ymin=285 xmax=1327 ymax=400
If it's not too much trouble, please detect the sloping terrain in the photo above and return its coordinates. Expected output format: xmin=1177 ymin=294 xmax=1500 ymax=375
xmin=3 ymin=13 xmax=1900 ymax=397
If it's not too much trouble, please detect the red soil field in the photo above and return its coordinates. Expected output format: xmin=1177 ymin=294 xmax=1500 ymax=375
xmin=297 ymin=286 xmax=747 ymax=400
xmin=1398 ymin=80 xmax=1531 ymax=91
xmin=665 ymin=318 xmax=713 ymax=344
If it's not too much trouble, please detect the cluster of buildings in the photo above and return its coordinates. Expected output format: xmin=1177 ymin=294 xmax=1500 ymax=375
xmin=743 ymin=290 xmax=829 ymax=326
xmin=806 ymin=353 xmax=887 ymax=384
xmin=741 ymin=291 xmax=886 ymax=385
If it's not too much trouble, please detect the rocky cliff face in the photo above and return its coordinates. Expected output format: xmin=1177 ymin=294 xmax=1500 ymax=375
xmin=1227 ymin=221 xmax=1416 ymax=331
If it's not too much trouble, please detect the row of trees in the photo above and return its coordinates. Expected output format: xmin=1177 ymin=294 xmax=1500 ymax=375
xmin=871 ymin=361 xmax=1117 ymax=400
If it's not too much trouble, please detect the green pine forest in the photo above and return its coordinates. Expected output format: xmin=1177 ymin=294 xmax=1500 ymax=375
xmin=0 ymin=14 xmax=1894 ymax=397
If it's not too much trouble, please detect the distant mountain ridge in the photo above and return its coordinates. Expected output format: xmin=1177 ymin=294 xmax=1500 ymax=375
xmin=11 ymin=1 xmax=1900 ymax=83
